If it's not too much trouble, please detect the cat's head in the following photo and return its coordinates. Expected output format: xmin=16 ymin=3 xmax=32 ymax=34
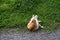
xmin=32 ymin=15 xmax=38 ymax=20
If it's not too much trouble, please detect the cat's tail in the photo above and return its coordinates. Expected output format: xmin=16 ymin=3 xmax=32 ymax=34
xmin=39 ymin=24 xmax=44 ymax=28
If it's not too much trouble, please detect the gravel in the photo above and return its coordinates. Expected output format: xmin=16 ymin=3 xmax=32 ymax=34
xmin=0 ymin=29 xmax=60 ymax=40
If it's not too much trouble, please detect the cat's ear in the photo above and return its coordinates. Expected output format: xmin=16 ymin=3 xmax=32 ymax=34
xmin=32 ymin=15 xmax=34 ymax=17
xmin=35 ymin=15 xmax=38 ymax=18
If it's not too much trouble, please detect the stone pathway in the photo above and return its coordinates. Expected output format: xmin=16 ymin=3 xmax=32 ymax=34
xmin=0 ymin=29 xmax=60 ymax=40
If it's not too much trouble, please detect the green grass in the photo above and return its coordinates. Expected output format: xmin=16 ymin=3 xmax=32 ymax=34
xmin=0 ymin=0 xmax=60 ymax=31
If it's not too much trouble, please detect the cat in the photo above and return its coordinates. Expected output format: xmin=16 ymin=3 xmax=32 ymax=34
xmin=27 ymin=15 xmax=43 ymax=31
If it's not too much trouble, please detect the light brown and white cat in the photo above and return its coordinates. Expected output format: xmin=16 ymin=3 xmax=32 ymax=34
xmin=27 ymin=15 xmax=43 ymax=31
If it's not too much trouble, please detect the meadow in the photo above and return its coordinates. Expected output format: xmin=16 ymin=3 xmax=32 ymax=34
xmin=0 ymin=0 xmax=60 ymax=31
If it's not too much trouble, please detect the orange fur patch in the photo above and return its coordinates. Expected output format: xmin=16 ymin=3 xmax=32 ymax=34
xmin=27 ymin=19 xmax=37 ymax=31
